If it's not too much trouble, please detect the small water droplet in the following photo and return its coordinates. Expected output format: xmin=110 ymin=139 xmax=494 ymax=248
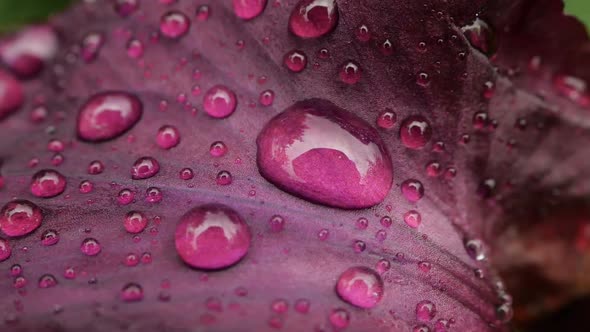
xmin=38 ymin=274 xmax=58 ymax=288
xmin=284 ymin=50 xmax=307 ymax=73
xmin=339 ymin=61 xmax=361 ymax=84
xmin=0 ymin=200 xmax=43 ymax=237
xmin=233 ymin=0 xmax=267 ymax=20
xmin=464 ymin=239 xmax=486 ymax=261
xmin=317 ymin=228 xmax=329 ymax=240
xmin=114 ymin=0 xmax=139 ymax=17
xmin=329 ymin=308 xmax=350 ymax=329
xmin=175 ymin=204 xmax=251 ymax=269
xmin=30 ymin=169 xmax=66 ymax=198
xmin=401 ymin=179 xmax=424 ymax=202
xmin=269 ymin=215 xmax=285 ymax=232
xmin=40 ymin=229 xmax=59 ymax=246
xmin=376 ymin=110 xmax=397 ymax=129
xmin=403 ymin=210 xmax=421 ymax=228
xmin=416 ymin=300 xmax=436 ymax=321
xmin=80 ymin=238 xmax=101 ymax=256
xmin=77 ymin=91 xmax=143 ymax=142
xmin=289 ymin=0 xmax=338 ymax=39
xmin=124 ymin=211 xmax=148 ymax=234
xmin=88 ymin=160 xmax=105 ymax=175
xmin=462 ymin=18 xmax=496 ymax=57
xmin=145 ymin=187 xmax=163 ymax=203
xmin=400 ymin=116 xmax=432 ymax=149
xmin=117 ymin=189 xmax=135 ymax=205
xmin=160 ymin=11 xmax=190 ymax=39
xmin=203 ymin=85 xmax=237 ymax=118
xmin=156 ymin=125 xmax=180 ymax=149
xmin=121 ymin=283 xmax=144 ymax=302
xmin=216 ymin=171 xmax=233 ymax=186
xmin=131 ymin=157 xmax=160 ymax=180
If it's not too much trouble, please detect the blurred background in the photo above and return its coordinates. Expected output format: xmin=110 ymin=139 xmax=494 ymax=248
xmin=0 ymin=0 xmax=589 ymax=331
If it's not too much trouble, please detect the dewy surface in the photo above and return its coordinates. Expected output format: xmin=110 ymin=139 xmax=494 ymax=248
xmin=0 ymin=0 xmax=588 ymax=331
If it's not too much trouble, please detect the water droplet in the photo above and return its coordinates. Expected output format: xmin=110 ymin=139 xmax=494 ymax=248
xmin=160 ymin=11 xmax=190 ymax=39
xmin=117 ymin=189 xmax=135 ymax=205
xmin=377 ymin=110 xmax=396 ymax=129
xmin=418 ymin=261 xmax=432 ymax=273
xmin=294 ymin=299 xmax=310 ymax=314
xmin=380 ymin=216 xmax=392 ymax=228
xmin=289 ymin=0 xmax=338 ymax=38
xmin=284 ymin=50 xmax=307 ymax=73
xmin=375 ymin=229 xmax=387 ymax=241
xmin=329 ymin=308 xmax=350 ymax=329
xmin=495 ymin=302 xmax=513 ymax=323
xmin=416 ymin=300 xmax=436 ymax=321
xmin=269 ymin=215 xmax=285 ymax=232
xmin=256 ymin=99 xmax=393 ymax=209
xmin=124 ymin=211 xmax=148 ymax=234
xmin=339 ymin=61 xmax=361 ymax=84
xmin=175 ymin=204 xmax=251 ymax=269
xmin=401 ymin=179 xmax=424 ymax=202
xmin=355 ymin=24 xmax=371 ymax=42
xmin=317 ymin=228 xmax=329 ymax=240
xmin=233 ymin=0 xmax=267 ymax=20
xmin=355 ymin=217 xmax=368 ymax=230
xmin=400 ymin=116 xmax=432 ymax=149
xmin=259 ymin=90 xmax=275 ymax=106
xmin=483 ymin=81 xmax=495 ymax=99
xmin=196 ymin=5 xmax=211 ymax=21
xmin=203 ymin=85 xmax=237 ymax=118
xmin=380 ymin=39 xmax=394 ymax=55
xmin=336 ymin=266 xmax=383 ymax=308
xmin=13 ymin=276 xmax=26 ymax=288
xmin=30 ymin=169 xmax=66 ymax=198
xmin=353 ymin=240 xmax=366 ymax=253
xmin=77 ymin=91 xmax=143 ymax=142
xmin=88 ymin=160 xmax=105 ymax=175
xmin=38 ymin=274 xmax=57 ymax=288
xmin=416 ymin=72 xmax=430 ymax=87
xmin=553 ymin=75 xmax=589 ymax=107
xmin=462 ymin=18 xmax=496 ymax=57
xmin=125 ymin=253 xmax=139 ymax=267
xmin=210 ymin=141 xmax=228 ymax=157
xmin=271 ymin=298 xmax=289 ymax=313
xmin=0 ymin=200 xmax=43 ymax=237
xmin=156 ymin=125 xmax=180 ymax=149
xmin=180 ymin=168 xmax=194 ymax=180
xmin=376 ymin=259 xmax=390 ymax=274
xmin=0 ymin=238 xmax=11 ymax=261
xmin=145 ymin=187 xmax=163 ymax=203
xmin=47 ymin=139 xmax=64 ymax=152
xmin=81 ymin=32 xmax=104 ymax=63
xmin=40 ymin=229 xmax=59 ymax=246
xmin=63 ymin=267 xmax=76 ymax=279
xmin=121 ymin=283 xmax=144 ymax=302
xmin=80 ymin=238 xmax=101 ymax=256
xmin=464 ymin=239 xmax=486 ymax=261
xmin=413 ymin=325 xmax=431 ymax=332
xmin=216 ymin=171 xmax=233 ymax=186
xmin=126 ymin=38 xmax=144 ymax=59
xmin=131 ymin=157 xmax=160 ymax=180
xmin=403 ymin=210 xmax=421 ymax=228
xmin=114 ymin=0 xmax=139 ymax=17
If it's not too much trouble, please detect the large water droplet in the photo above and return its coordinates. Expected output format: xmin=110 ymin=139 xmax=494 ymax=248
xmin=131 ymin=157 xmax=160 ymax=180
xmin=30 ymin=169 xmax=66 ymax=198
xmin=336 ymin=266 xmax=384 ymax=308
xmin=175 ymin=204 xmax=251 ymax=269
xmin=0 ymin=26 xmax=58 ymax=77
xmin=461 ymin=18 xmax=496 ymax=57
xmin=0 ymin=200 xmax=43 ymax=237
xmin=160 ymin=11 xmax=190 ymax=39
xmin=77 ymin=91 xmax=143 ymax=142
xmin=203 ymin=85 xmax=237 ymax=118
xmin=289 ymin=0 xmax=338 ymax=39
xmin=256 ymin=99 xmax=393 ymax=209
xmin=399 ymin=116 xmax=432 ymax=149
xmin=233 ymin=0 xmax=267 ymax=20
xmin=403 ymin=210 xmax=421 ymax=228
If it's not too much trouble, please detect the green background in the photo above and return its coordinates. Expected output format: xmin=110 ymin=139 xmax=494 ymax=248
xmin=0 ymin=0 xmax=588 ymax=32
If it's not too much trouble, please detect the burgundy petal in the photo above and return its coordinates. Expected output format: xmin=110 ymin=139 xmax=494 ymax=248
xmin=0 ymin=0 xmax=588 ymax=331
